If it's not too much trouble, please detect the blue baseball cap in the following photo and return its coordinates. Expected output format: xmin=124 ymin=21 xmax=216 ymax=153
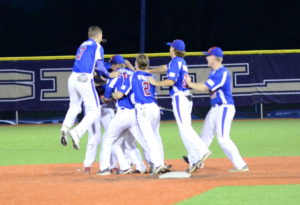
xmin=166 ymin=39 xmax=185 ymax=52
xmin=203 ymin=47 xmax=223 ymax=57
xmin=110 ymin=55 xmax=125 ymax=64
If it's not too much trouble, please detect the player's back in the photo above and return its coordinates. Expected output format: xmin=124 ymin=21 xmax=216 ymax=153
xmin=73 ymin=39 xmax=101 ymax=74
xmin=167 ymin=56 xmax=189 ymax=96
xmin=132 ymin=71 xmax=157 ymax=104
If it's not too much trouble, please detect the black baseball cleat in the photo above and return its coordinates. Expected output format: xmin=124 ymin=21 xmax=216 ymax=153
xmin=60 ymin=130 xmax=68 ymax=146
xmin=69 ymin=130 xmax=80 ymax=150
xmin=182 ymin=156 xmax=189 ymax=164
xmin=96 ymin=169 xmax=111 ymax=176
xmin=132 ymin=170 xmax=147 ymax=174
xmin=166 ymin=164 xmax=172 ymax=169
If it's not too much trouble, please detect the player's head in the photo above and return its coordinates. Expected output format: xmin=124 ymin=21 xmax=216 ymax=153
xmin=135 ymin=54 xmax=149 ymax=70
xmin=110 ymin=55 xmax=125 ymax=70
xmin=88 ymin=26 xmax=103 ymax=43
xmin=203 ymin=47 xmax=223 ymax=69
xmin=166 ymin=39 xmax=186 ymax=58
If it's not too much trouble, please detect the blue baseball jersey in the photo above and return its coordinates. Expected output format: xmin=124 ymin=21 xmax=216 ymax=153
xmin=130 ymin=71 xmax=157 ymax=104
xmin=118 ymin=67 xmax=134 ymax=78
xmin=104 ymin=67 xmax=134 ymax=109
xmin=204 ymin=66 xmax=234 ymax=106
xmin=100 ymin=46 xmax=104 ymax=59
xmin=73 ymin=39 xmax=102 ymax=74
xmin=167 ymin=56 xmax=190 ymax=96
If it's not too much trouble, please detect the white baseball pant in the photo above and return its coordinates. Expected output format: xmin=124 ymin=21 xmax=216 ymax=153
xmin=100 ymin=108 xmax=149 ymax=171
xmin=172 ymin=91 xmax=210 ymax=165
xmin=83 ymin=106 xmax=114 ymax=168
xmin=200 ymin=104 xmax=247 ymax=168
xmin=135 ymin=103 xmax=165 ymax=168
xmin=62 ymin=72 xmax=101 ymax=139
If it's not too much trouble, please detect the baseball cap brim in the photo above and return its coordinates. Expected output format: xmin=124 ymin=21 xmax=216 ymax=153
xmin=203 ymin=52 xmax=210 ymax=55
xmin=166 ymin=42 xmax=173 ymax=46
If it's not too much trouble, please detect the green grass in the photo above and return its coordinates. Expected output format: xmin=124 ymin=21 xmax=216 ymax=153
xmin=163 ymin=119 xmax=300 ymax=159
xmin=0 ymin=119 xmax=299 ymax=204
xmin=0 ymin=119 xmax=299 ymax=165
xmin=176 ymin=184 xmax=300 ymax=205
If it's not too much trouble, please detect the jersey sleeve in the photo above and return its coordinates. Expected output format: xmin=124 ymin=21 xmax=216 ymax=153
xmin=167 ymin=59 xmax=180 ymax=81
xmin=95 ymin=44 xmax=102 ymax=60
xmin=95 ymin=60 xmax=110 ymax=78
xmin=205 ymin=70 xmax=227 ymax=91
xmin=100 ymin=46 xmax=104 ymax=59
xmin=104 ymin=77 xmax=118 ymax=98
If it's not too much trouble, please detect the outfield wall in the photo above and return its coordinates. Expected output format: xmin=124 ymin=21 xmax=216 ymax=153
xmin=0 ymin=50 xmax=300 ymax=121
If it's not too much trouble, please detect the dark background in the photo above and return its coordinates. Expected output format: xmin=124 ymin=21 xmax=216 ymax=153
xmin=1 ymin=0 xmax=300 ymax=57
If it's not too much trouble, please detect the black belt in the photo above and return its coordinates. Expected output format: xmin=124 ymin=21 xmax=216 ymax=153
xmin=186 ymin=95 xmax=192 ymax=101
xmin=212 ymin=103 xmax=232 ymax=107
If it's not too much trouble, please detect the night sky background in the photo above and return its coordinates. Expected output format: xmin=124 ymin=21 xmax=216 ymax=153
xmin=1 ymin=0 xmax=300 ymax=57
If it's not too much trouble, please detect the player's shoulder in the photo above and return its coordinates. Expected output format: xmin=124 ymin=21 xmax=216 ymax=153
xmin=170 ymin=56 xmax=186 ymax=65
xmin=220 ymin=66 xmax=230 ymax=76
xmin=140 ymin=71 xmax=152 ymax=76
xmin=134 ymin=71 xmax=149 ymax=80
xmin=124 ymin=68 xmax=134 ymax=75
xmin=80 ymin=39 xmax=94 ymax=47
xmin=213 ymin=67 xmax=230 ymax=79
xmin=175 ymin=56 xmax=186 ymax=62
xmin=216 ymin=66 xmax=227 ymax=73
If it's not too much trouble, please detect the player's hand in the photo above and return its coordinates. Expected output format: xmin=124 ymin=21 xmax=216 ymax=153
xmin=148 ymin=76 xmax=157 ymax=86
xmin=186 ymin=75 xmax=192 ymax=86
xmin=109 ymin=71 xmax=120 ymax=78
xmin=125 ymin=60 xmax=134 ymax=70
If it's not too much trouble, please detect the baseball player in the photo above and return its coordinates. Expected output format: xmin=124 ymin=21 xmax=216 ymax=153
xmin=98 ymin=55 xmax=147 ymax=175
xmin=83 ymin=55 xmax=145 ymax=174
xmin=82 ymin=47 xmax=116 ymax=173
xmin=60 ymin=26 xmax=118 ymax=150
xmin=131 ymin=54 xmax=169 ymax=174
xmin=148 ymin=39 xmax=211 ymax=173
xmin=186 ymin=47 xmax=249 ymax=172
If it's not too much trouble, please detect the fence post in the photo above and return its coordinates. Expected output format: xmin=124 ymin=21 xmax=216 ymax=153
xmin=15 ymin=110 xmax=19 ymax=125
xmin=260 ymin=103 xmax=263 ymax=119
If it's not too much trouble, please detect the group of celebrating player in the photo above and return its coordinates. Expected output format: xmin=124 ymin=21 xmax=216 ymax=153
xmin=59 ymin=26 xmax=249 ymax=176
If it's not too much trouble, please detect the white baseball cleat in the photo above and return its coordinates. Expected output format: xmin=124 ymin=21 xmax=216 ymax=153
xmin=195 ymin=150 xmax=212 ymax=169
xmin=117 ymin=168 xmax=132 ymax=175
xmin=201 ymin=150 xmax=212 ymax=162
xmin=69 ymin=129 xmax=80 ymax=150
xmin=229 ymin=165 xmax=249 ymax=173
xmin=152 ymin=165 xmax=170 ymax=175
xmin=187 ymin=151 xmax=211 ymax=173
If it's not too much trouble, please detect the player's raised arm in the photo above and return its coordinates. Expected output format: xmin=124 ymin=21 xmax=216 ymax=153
xmin=96 ymin=60 xmax=119 ymax=78
xmin=147 ymin=65 xmax=168 ymax=73
xmin=148 ymin=77 xmax=175 ymax=87
xmin=124 ymin=59 xmax=135 ymax=70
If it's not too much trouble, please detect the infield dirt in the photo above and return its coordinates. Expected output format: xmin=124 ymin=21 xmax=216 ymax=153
xmin=1 ymin=156 xmax=300 ymax=205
